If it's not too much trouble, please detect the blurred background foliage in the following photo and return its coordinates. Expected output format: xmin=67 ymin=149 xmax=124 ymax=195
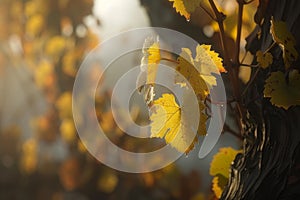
xmin=0 ymin=0 xmax=258 ymax=199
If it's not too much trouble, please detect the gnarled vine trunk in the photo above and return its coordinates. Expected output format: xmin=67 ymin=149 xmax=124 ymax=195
xmin=140 ymin=0 xmax=300 ymax=199
xmin=221 ymin=0 xmax=300 ymax=199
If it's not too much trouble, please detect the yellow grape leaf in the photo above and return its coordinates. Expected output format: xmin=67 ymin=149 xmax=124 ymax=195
xmin=183 ymin=0 xmax=201 ymax=13
xmin=147 ymin=42 xmax=161 ymax=84
xmin=196 ymin=45 xmax=226 ymax=73
xmin=169 ymin=0 xmax=190 ymax=20
xmin=256 ymin=50 xmax=273 ymax=69
xmin=176 ymin=44 xmax=224 ymax=100
xmin=197 ymin=44 xmax=226 ymax=72
xmin=169 ymin=0 xmax=201 ymax=20
xmin=150 ymin=93 xmax=199 ymax=153
xmin=137 ymin=37 xmax=160 ymax=106
xmin=270 ymin=19 xmax=298 ymax=69
xmin=264 ymin=70 xmax=300 ymax=109
xmin=176 ymin=48 xmax=210 ymax=100
xmin=212 ymin=174 xmax=228 ymax=199
xmin=210 ymin=147 xmax=241 ymax=178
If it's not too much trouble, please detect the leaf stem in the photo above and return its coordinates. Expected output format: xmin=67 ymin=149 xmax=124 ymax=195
xmin=263 ymin=41 xmax=276 ymax=53
xmin=160 ymin=57 xmax=179 ymax=64
xmin=240 ymin=63 xmax=259 ymax=68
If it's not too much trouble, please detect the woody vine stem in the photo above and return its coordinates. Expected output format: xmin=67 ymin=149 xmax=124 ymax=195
xmin=206 ymin=0 xmax=252 ymax=135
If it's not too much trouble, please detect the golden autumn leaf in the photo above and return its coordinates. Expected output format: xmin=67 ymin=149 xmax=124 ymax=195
xmin=176 ymin=47 xmax=209 ymax=100
xmin=147 ymin=42 xmax=161 ymax=84
xmin=270 ymin=18 xmax=298 ymax=69
xmin=195 ymin=45 xmax=226 ymax=78
xmin=212 ymin=174 xmax=228 ymax=199
xmin=209 ymin=147 xmax=241 ymax=198
xmin=199 ymin=45 xmax=226 ymax=73
xmin=169 ymin=0 xmax=202 ymax=20
xmin=150 ymin=93 xmax=200 ymax=153
xmin=137 ymin=37 xmax=160 ymax=106
xmin=176 ymin=45 xmax=224 ymax=100
xmin=256 ymin=50 xmax=273 ymax=69
xmin=264 ymin=70 xmax=300 ymax=109
xmin=212 ymin=176 xmax=223 ymax=199
xmin=183 ymin=0 xmax=201 ymax=13
xmin=169 ymin=0 xmax=191 ymax=20
xmin=210 ymin=147 xmax=241 ymax=178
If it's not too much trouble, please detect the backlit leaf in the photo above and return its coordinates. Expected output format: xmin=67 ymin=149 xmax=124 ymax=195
xmin=212 ymin=174 xmax=228 ymax=199
xmin=270 ymin=18 xmax=298 ymax=69
xmin=136 ymin=37 xmax=160 ymax=106
xmin=256 ymin=50 xmax=273 ymax=69
xmin=150 ymin=93 xmax=199 ymax=153
xmin=147 ymin=42 xmax=161 ymax=84
xmin=169 ymin=0 xmax=191 ymax=20
xmin=176 ymin=45 xmax=223 ymax=100
xmin=199 ymin=45 xmax=226 ymax=73
xmin=195 ymin=45 xmax=225 ymax=84
xmin=176 ymin=47 xmax=209 ymax=100
xmin=210 ymin=147 xmax=241 ymax=178
xmin=183 ymin=0 xmax=201 ymax=13
xmin=264 ymin=70 xmax=300 ymax=109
